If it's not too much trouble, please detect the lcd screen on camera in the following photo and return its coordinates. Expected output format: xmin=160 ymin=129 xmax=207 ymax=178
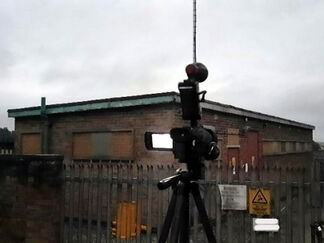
xmin=152 ymin=134 xmax=173 ymax=149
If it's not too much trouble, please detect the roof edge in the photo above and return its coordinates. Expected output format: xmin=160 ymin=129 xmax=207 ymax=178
xmin=202 ymin=100 xmax=315 ymax=130
xmin=8 ymin=92 xmax=178 ymax=118
xmin=8 ymin=91 xmax=314 ymax=130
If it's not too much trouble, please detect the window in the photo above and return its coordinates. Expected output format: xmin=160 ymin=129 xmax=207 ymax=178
xmin=292 ymin=142 xmax=296 ymax=152
xmin=285 ymin=142 xmax=296 ymax=153
xmin=227 ymin=128 xmax=240 ymax=147
xmin=72 ymin=131 xmax=134 ymax=160
xmin=21 ymin=133 xmax=41 ymax=154
xmin=263 ymin=141 xmax=280 ymax=155
xmin=280 ymin=142 xmax=286 ymax=153
xmin=305 ymin=142 xmax=312 ymax=152
xmin=263 ymin=140 xmax=311 ymax=155
xmin=297 ymin=142 xmax=304 ymax=152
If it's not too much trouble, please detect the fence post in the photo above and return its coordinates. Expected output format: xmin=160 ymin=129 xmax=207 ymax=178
xmin=215 ymin=162 xmax=222 ymax=243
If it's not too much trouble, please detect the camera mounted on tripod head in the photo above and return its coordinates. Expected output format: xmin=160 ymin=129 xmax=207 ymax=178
xmin=171 ymin=126 xmax=219 ymax=163
xmin=173 ymin=63 xmax=219 ymax=179
xmin=145 ymin=63 xmax=219 ymax=180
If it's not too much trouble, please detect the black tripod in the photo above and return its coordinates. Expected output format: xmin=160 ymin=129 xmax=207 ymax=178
xmin=144 ymin=62 xmax=219 ymax=242
xmin=157 ymin=170 xmax=217 ymax=243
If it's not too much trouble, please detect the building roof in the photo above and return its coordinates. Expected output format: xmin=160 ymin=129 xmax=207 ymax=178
xmin=8 ymin=92 xmax=314 ymax=130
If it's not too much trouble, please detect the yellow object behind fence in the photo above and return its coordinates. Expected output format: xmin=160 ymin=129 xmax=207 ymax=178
xmin=112 ymin=201 xmax=139 ymax=239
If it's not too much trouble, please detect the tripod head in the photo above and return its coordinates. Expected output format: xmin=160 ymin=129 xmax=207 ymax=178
xmin=157 ymin=169 xmax=193 ymax=190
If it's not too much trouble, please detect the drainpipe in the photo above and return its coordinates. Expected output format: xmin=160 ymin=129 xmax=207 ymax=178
xmin=41 ymin=97 xmax=49 ymax=154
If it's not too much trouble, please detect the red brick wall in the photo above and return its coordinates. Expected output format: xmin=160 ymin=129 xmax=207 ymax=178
xmin=201 ymin=109 xmax=313 ymax=168
xmin=14 ymin=103 xmax=313 ymax=167
xmin=15 ymin=104 xmax=187 ymax=164
xmin=0 ymin=156 xmax=62 ymax=243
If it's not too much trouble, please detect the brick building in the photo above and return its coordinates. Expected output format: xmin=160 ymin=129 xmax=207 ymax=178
xmin=8 ymin=92 xmax=314 ymax=168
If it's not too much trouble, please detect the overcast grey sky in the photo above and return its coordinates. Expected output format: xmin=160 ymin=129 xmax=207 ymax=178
xmin=1 ymin=0 xmax=323 ymax=141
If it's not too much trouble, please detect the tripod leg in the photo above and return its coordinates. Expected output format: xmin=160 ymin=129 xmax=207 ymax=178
xmin=169 ymin=183 xmax=187 ymax=243
xmin=179 ymin=186 xmax=190 ymax=243
xmin=191 ymin=183 xmax=217 ymax=243
xmin=158 ymin=187 xmax=178 ymax=243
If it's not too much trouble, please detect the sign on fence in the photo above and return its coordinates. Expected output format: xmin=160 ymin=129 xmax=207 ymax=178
xmin=218 ymin=184 xmax=247 ymax=210
xmin=248 ymin=188 xmax=271 ymax=216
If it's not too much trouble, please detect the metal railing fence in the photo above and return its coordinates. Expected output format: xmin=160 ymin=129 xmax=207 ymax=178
xmin=61 ymin=160 xmax=322 ymax=243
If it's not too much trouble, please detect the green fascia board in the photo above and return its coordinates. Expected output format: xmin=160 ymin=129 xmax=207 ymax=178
xmin=8 ymin=109 xmax=41 ymax=117
xmin=7 ymin=91 xmax=314 ymax=130
xmin=8 ymin=95 xmax=177 ymax=118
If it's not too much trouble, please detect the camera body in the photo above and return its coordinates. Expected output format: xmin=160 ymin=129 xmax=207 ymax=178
xmin=171 ymin=126 xmax=219 ymax=163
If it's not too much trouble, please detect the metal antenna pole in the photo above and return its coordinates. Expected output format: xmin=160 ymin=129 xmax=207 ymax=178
xmin=193 ymin=0 xmax=197 ymax=63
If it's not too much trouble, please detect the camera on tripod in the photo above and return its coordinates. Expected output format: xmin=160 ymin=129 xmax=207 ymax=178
xmin=145 ymin=63 xmax=219 ymax=174
xmin=145 ymin=63 xmax=219 ymax=243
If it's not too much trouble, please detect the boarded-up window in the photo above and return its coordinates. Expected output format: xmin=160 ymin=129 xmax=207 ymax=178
xmin=281 ymin=142 xmax=286 ymax=153
xmin=263 ymin=141 xmax=280 ymax=155
xmin=72 ymin=131 xmax=134 ymax=160
xmin=296 ymin=142 xmax=304 ymax=152
xmin=263 ymin=140 xmax=311 ymax=155
xmin=292 ymin=142 xmax=296 ymax=152
xmin=72 ymin=133 xmax=92 ymax=158
xmin=286 ymin=142 xmax=296 ymax=153
xmin=227 ymin=128 xmax=239 ymax=146
xmin=21 ymin=133 xmax=41 ymax=155
xmin=305 ymin=142 xmax=312 ymax=152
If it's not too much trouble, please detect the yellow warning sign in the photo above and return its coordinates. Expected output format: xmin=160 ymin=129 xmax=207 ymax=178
xmin=249 ymin=188 xmax=271 ymax=216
